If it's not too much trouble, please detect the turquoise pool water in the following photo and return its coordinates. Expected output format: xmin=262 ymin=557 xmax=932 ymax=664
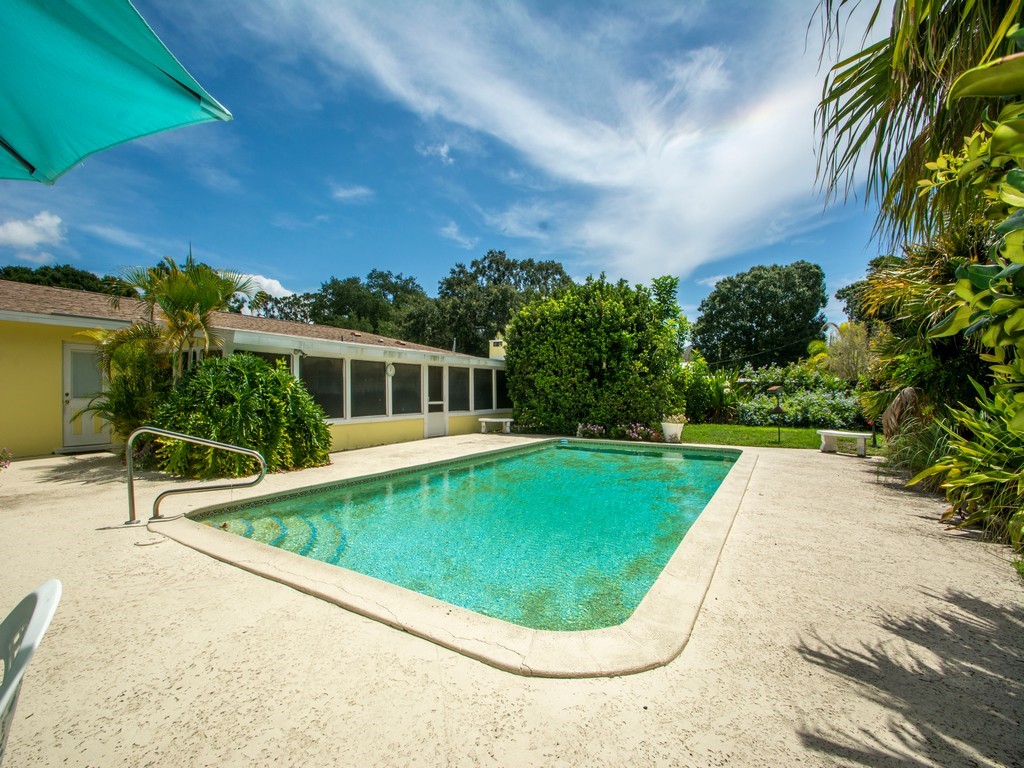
xmin=199 ymin=441 xmax=737 ymax=631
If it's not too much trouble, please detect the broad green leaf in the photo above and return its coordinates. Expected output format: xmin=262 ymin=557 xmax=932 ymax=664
xmin=1010 ymin=408 xmax=1024 ymax=433
xmin=965 ymin=264 xmax=1002 ymax=288
xmin=1007 ymin=169 xmax=1024 ymax=192
xmin=928 ymin=304 xmax=972 ymax=338
xmin=996 ymin=208 xmax=1024 ymax=235
xmin=995 ymin=262 xmax=1024 ymax=279
xmin=1006 ymin=309 xmax=1024 ymax=334
xmin=992 ymin=118 xmax=1024 ymax=158
xmin=990 ymin=297 xmax=1023 ymax=314
xmin=955 ymin=278 xmax=977 ymax=301
xmin=950 ymin=53 xmax=1024 ymax=99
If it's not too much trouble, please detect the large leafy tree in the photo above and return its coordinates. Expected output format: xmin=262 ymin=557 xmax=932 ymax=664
xmin=505 ymin=276 xmax=683 ymax=434
xmin=436 ymin=250 xmax=574 ymax=355
xmin=0 ymin=263 xmax=133 ymax=295
xmin=692 ymin=261 xmax=828 ymax=368
xmin=815 ymin=0 xmax=1022 ymax=243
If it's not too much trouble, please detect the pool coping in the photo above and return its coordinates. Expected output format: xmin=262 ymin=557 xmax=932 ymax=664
xmin=150 ymin=439 xmax=757 ymax=678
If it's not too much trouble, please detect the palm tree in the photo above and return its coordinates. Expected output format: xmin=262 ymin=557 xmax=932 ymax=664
xmin=815 ymin=0 xmax=1022 ymax=244
xmin=112 ymin=253 xmax=253 ymax=379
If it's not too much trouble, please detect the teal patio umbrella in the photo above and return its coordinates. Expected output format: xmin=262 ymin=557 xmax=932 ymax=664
xmin=0 ymin=0 xmax=232 ymax=184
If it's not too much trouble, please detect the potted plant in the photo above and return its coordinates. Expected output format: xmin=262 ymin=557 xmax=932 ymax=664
xmin=660 ymin=414 xmax=687 ymax=443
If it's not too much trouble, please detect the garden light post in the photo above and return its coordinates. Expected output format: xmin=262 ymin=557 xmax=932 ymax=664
xmin=768 ymin=385 xmax=784 ymax=444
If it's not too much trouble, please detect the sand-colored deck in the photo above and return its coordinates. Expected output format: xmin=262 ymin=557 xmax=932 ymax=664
xmin=1 ymin=434 xmax=1021 ymax=766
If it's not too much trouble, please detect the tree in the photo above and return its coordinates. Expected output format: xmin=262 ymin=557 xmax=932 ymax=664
xmin=112 ymin=255 xmax=253 ymax=378
xmin=815 ymin=0 xmax=1022 ymax=243
xmin=691 ymin=261 xmax=828 ymax=369
xmin=825 ymin=322 xmax=871 ymax=383
xmin=436 ymin=250 xmax=574 ymax=355
xmin=0 ymin=263 xmax=132 ymax=295
xmin=505 ymin=276 xmax=683 ymax=434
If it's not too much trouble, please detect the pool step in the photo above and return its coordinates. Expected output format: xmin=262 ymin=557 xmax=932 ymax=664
xmin=232 ymin=513 xmax=347 ymax=565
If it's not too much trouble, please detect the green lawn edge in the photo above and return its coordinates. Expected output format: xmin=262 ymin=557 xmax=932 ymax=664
xmin=680 ymin=424 xmax=885 ymax=455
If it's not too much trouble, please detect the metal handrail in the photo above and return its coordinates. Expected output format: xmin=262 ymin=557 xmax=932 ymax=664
xmin=125 ymin=426 xmax=267 ymax=524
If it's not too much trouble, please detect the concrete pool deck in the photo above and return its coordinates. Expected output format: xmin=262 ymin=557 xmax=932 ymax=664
xmin=1 ymin=434 xmax=1022 ymax=766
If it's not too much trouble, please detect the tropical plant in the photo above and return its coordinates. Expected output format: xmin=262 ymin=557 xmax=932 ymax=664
xmin=79 ymin=323 xmax=171 ymax=444
xmin=153 ymin=354 xmax=331 ymax=479
xmin=882 ymin=412 xmax=951 ymax=492
xmin=112 ymin=254 xmax=254 ymax=379
xmin=691 ymin=261 xmax=828 ymax=369
xmin=815 ymin=0 xmax=1023 ymax=243
xmin=505 ymin=276 xmax=683 ymax=434
xmin=914 ymin=382 xmax=1024 ymax=549
xmin=0 ymin=447 xmax=12 ymax=472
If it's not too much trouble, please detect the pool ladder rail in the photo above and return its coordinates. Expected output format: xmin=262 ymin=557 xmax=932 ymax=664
xmin=124 ymin=426 xmax=267 ymax=525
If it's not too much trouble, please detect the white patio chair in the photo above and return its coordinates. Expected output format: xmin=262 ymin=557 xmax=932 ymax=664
xmin=0 ymin=580 xmax=61 ymax=767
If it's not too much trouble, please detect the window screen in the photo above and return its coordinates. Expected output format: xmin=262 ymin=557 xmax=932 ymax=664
xmin=473 ymin=368 xmax=494 ymax=411
xmin=495 ymin=369 xmax=512 ymax=409
xmin=448 ymin=367 xmax=470 ymax=412
xmin=235 ymin=350 xmax=289 ymax=367
xmin=391 ymin=363 xmax=422 ymax=415
xmin=350 ymin=360 xmax=386 ymax=417
xmin=300 ymin=357 xmax=344 ymax=418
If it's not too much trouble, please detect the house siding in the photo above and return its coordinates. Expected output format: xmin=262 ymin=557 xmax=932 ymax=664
xmin=1 ymin=320 xmax=82 ymax=457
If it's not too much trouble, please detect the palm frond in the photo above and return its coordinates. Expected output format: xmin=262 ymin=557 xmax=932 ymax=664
xmin=815 ymin=0 xmax=1023 ymax=244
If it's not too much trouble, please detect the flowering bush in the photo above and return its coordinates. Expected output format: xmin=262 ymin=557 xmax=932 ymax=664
xmin=661 ymin=413 xmax=688 ymax=425
xmin=575 ymin=423 xmax=606 ymax=438
xmin=611 ymin=423 xmax=662 ymax=442
xmin=0 ymin=447 xmax=12 ymax=472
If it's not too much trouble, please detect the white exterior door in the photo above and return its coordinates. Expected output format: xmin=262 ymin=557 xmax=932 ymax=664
xmin=425 ymin=365 xmax=447 ymax=437
xmin=62 ymin=344 xmax=110 ymax=449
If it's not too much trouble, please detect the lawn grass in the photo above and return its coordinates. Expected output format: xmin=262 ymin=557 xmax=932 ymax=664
xmin=680 ymin=423 xmax=886 ymax=456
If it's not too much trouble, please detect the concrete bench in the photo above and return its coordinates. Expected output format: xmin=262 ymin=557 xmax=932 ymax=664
xmin=479 ymin=418 xmax=513 ymax=434
xmin=817 ymin=429 xmax=873 ymax=457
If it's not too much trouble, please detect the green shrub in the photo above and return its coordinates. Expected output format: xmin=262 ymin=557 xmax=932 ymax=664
xmin=682 ymin=351 xmax=714 ymax=422
xmin=736 ymin=391 xmax=863 ymax=429
xmin=882 ymin=413 xmax=950 ymax=491
xmin=154 ymin=353 xmax=331 ymax=478
xmin=914 ymin=382 xmax=1024 ymax=551
xmin=506 ymin=276 xmax=681 ymax=434
xmin=738 ymin=362 xmax=850 ymax=396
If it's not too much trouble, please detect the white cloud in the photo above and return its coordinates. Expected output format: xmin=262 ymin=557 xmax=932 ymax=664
xmin=330 ymin=184 xmax=374 ymax=202
xmin=418 ymin=142 xmax=454 ymax=165
xmin=696 ymin=274 xmax=728 ymax=288
xmin=271 ymin=212 xmax=331 ymax=229
xmin=81 ymin=224 xmax=146 ymax=249
xmin=188 ymin=1 xmax=849 ymax=280
xmin=0 ymin=211 xmax=64 ymax=250
xmin=439 ymin=221 xmax=477 ymax=249
xmin=243 ymin=273 xmax=294 ymax=297
xmin=15 ymin=250 xmax=57 ymax=265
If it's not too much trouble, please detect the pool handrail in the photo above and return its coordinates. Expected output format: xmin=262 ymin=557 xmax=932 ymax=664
xmin=125 ymin=426 xmax=267 ymax=525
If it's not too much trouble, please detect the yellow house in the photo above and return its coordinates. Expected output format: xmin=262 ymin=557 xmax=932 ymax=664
xmin=0 ymin=280 xmax=512 ymax=458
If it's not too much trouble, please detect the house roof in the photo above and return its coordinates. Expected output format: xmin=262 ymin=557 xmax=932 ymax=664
xmin=0 ymin=279 xmax=468 ymax=357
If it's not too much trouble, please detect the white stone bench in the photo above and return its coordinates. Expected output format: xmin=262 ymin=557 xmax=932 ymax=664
xmin=479 ymin=418 xmax=513 ymax=434
xmin=817 ymin=429 xmax=873 ymax=457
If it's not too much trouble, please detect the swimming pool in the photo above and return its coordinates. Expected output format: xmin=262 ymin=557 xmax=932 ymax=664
xmin=197 ymin=441 xmax=737 ymax=631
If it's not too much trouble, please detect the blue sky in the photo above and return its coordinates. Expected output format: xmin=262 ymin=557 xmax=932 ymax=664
xmin=0 ymin=0 xmax=884 ymax=324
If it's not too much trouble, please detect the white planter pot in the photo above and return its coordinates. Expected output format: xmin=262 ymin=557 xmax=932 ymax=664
xmin=661 ymin=422 xmax=684 ymax=443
